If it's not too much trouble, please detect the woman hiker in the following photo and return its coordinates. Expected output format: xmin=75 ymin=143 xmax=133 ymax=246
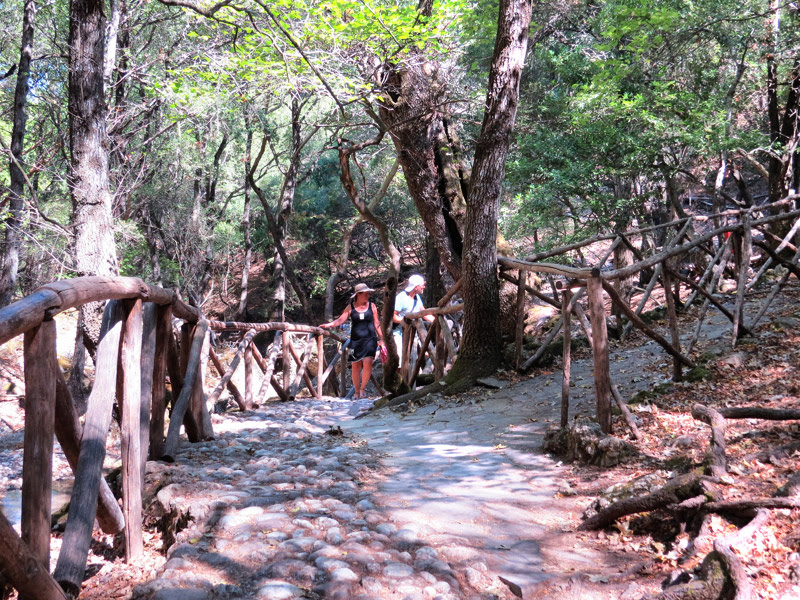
xmin=320 ymin=283 xmax=387 ymax=399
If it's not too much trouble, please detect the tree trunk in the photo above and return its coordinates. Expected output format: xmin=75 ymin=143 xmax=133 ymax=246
xmin=69 ymin=0 xmax=119 ymax=351
xmin=378 ymin=82 xmax=466 ymax=280
xmin=0 ymin=0 xmax=36 ymax=307
xmin=375 ymin=0 xmax=467 ymax=281
xmin=336 ymin=132 xmax=404 ymax=392
xmin=450 ymin=0 xmax=533 ymax=380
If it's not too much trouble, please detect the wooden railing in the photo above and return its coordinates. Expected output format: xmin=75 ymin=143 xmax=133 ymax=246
xmin=0 ymin=277 xmax=344 ymax=599
xmin=2 ymin=198 xmax=799 ymax=598
xmin=499 ymin=198 xmax=800 ymax=435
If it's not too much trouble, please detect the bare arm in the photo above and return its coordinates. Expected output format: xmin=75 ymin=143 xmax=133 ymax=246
xmin=320 ymin=305 xmax=351 ymax=329
xmin=372 ymin=304 xmax=386 ymax=345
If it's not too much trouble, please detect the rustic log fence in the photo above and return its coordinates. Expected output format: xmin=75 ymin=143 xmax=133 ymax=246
xmin=499 ymin=197 xmax=800 ymax=439
xmin=2 ymin=199 xmax=799 ymax=598
xmin=0 ymin=277 xmax=345 ymax=598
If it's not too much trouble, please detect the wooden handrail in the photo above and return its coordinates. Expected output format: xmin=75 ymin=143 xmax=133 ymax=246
xmin=0 ymin=276 xmax=201 ymax=346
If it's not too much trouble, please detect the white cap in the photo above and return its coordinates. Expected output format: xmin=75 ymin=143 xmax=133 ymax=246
xmin=405 ymin=274 xmax=425 ymax=292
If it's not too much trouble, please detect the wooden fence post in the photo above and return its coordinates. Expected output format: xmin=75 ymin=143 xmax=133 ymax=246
xmin=149 ymin=304 xmax=172 ymax=459
xmin=162 ymin=319 xmax=210 ymax=460
xmin=244 ymin=338 xmax=254 ymax=409
xmin=139 ymin=303 xmax=157 ymax=469
xmin=21 ymin=317 xmax=57 ymax=576
xmin=208 ymin=346 xmax=246 ymax=410
xmin=316 ymin=334 xmax=324 ymax=399
xmin=53 ymin=370 xmax=124 ymax=534
xmin=178 ymin=323 xmax=201 ymax=442
xmin=514 ymin=270 xmax=527 ymax=370
xmin=192 ymin=329 xmax=213 ymax=437
xmin=282 ymin=332 xmax=292 ymax=392
xmin=587 ymin=269 xmax=612 ymax=434
xmin=256 ymin=331 xmax=283 ymax=402
xmin=661 ymin=268 xmax=682 ymax=382
xmin=54 ymin=300 xmax=125 ymax=596
xmin=561 ymin=287 xmax=572 ymax=428
xmin=120 ymin=298 xmax=144 ymax=561
xmin=732 ymin=215 xmax=752 ymax=345
xmin=287 ymin=334 xmax=317 ymax=399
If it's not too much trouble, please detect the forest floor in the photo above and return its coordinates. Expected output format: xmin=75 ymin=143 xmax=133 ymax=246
xmin=1 ymin=279 xmax=800 ymax=599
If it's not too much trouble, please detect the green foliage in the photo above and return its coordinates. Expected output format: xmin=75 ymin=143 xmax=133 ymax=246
xmin=503 ymin=0 xmax=780 ymax=255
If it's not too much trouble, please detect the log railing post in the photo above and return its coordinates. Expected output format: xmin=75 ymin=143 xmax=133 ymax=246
xmin=316 ymin=334 xmax=324 ymax=399
xmin=256 ymin=331 xmax=282 ymax=403
xmin=244 ymin=338 xmax=254 ymax=409
xmin=178 ymin=323 xmax=201 ymax=441
xmin=149 ymin=304 xmax=172 ymax=459
xmin=166 ymin=325 xmax=183 ymax=408
xmin=560 ymin=287 xmax=572 ymax=428
xmin=21 ymin=317 xmax=57 ymax=576
xmin=402 ymin=323 xmax=413 ymax=385
xmin=209 ymin=346 xmax=246 ymax=410
xmin=193 ymin=329 xmax=213 ymax=437
xmin=514 ymin=270 xmax=527 ymax=370
xmin=661 ymin=267 xmax=682 ymax=382
xmin=53 ymin=370 xmax=124 ymax=535
xmin=587 ymin=269 xmax=612 ymax=434
xmin=119 ymin=298 xmax=144 ymax=561
xmin=339 ymin=339 xmax=348 ymax=396
xmin=54 ymin=300 xmax=126 ymax=596
xmin=318 ymin=338 xmax=347 ymax=396
xmin=287 ymin=334 xmax=317 ymax=400
xmin=434 ymin=320 xmax=445 ymax=379
xmin=732 ymin=214 xmax=752 ymax=345
xmin=207 ymin=329 xmax=256 ymax=409
xmin=161 ymin=319 xmax=210 ymax=460
xmin=139 ymin=303 xmax=157 ymax=470
xmin=282 ymin=332 xmax=292 ymax=392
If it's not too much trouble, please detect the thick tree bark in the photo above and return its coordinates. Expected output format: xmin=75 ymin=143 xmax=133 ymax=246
xmin=0 ymin=0 xmax=36 ymax=307
xmin=449 ymin=0 xmax=533 ymax=379
xmin=69 ymin=0 xmax=119 ymax=361
xmin=376 ymin=7 xmax=467 ymax=282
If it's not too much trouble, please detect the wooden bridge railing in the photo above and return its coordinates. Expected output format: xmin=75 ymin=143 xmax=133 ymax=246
xmin=0 ymin=277 xmax=344 ymax=599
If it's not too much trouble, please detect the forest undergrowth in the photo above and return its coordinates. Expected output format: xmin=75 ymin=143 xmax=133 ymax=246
xmin=534 ymin=283 xmax=800 ymax=600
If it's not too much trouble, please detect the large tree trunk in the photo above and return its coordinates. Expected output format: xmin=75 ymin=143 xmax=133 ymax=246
xmin=248 ymin=97 xmax=313 ymax=323
xmin=69 ymin=0 xmax=119 ymax=349
xmin=0 ymin=0 xmax=36 ymax=307
xmin=376 ymin=3 xmax=467 ymax=282
xmin=449 ymin=0 xmax=533 ymax=380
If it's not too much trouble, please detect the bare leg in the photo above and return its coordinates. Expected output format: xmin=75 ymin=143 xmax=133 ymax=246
xmin=351 ymin=360 xmax=363 ymax=398
xmin=361 ymin=357 xmax=374 ymax=398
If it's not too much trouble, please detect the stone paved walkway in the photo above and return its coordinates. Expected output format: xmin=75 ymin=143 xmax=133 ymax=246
xmin=130 ymin=363 xmax=652 ymax=600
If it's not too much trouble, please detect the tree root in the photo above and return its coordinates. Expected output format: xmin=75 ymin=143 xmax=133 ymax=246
xmin=578 ymin=472 xmax=715 ymax=531
xmin=368 ymin=373 xmax=478 ymax=414
xmin=580 ymin=401 xmax=800 ymax=599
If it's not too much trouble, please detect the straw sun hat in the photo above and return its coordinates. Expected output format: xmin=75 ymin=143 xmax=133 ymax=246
xmin=351 ymin=283 xmax=375 ymax=297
